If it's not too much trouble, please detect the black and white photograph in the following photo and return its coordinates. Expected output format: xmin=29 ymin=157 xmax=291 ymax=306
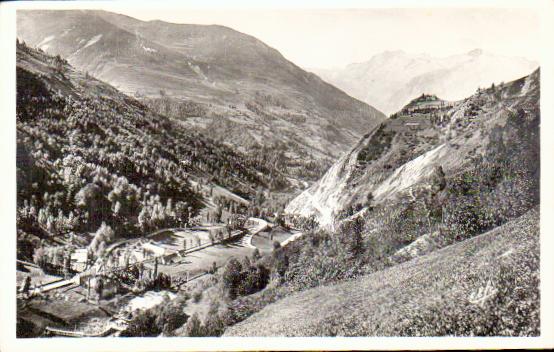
xmin=1 ymin=0 xmax=553 ymax=350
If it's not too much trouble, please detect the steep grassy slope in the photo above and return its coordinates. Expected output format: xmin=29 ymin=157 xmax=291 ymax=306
xmin=226 ymin=207 xmax=539 ymax=336
xmin=16 ymin=43 xmax=281 ymax=261
xmin=286 ymin=70 xmax=540 ymax=228
xmin=17 ymin=10 xmax=385 ymax=181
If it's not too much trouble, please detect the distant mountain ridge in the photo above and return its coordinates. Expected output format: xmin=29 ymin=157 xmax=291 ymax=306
xmin=312 ymin=49 xmax=538 ymax=115
xmin=17 ymin=10 xmax=385 ymax=183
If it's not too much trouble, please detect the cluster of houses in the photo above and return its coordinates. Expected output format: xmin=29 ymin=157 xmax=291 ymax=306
xmin=70 ymin=238 xmax=177 ymax=274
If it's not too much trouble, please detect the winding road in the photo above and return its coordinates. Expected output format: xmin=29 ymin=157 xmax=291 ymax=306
xmin=240 ymin=218 xmax=269 ymax=248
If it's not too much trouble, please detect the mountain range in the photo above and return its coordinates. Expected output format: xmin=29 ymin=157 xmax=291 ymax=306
xmin=311 ymin=49 xmax=538 ymax=115
xmin=17 ymin=10 xmax=385 ymax=183
xmin=14 ymin=9 xmax=541 ymax=338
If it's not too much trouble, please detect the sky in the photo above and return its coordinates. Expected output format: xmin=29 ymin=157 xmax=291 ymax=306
xmin=118 ymin=7 xmax=541 ymax=69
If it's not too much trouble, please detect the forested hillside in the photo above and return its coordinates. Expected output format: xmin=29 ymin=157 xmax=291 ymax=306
xmin=16 ymin=42 xmax=286 ymax=262
xmin=17 ymin=10 xmax=385 ymax=183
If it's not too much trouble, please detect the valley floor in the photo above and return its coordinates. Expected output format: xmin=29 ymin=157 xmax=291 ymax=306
xmin=225 ymin=207 xmax=540 ymax=336
xmin=16 ymin=218 xmax=301 ymax=337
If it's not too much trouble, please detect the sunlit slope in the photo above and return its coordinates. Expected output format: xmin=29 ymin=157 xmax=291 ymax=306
xmin=17 ymin=10 xmax=385 ymax=172
xmin=226 ymin=208 xmax=539 ymax=336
